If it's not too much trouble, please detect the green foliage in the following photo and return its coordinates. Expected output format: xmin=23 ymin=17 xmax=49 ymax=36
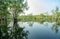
xmin=0 ymin=20 xmax=28 ymax=39
xmin=18 ymin=7 xmax=60 ymax=22
xmin=9 ymin=0 xmax=28 ymax=13
xmin=7 ymin=0 xmax=28 ymax=24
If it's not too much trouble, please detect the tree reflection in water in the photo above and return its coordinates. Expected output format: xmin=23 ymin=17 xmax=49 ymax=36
xmin=52 ymin=22 xmax=60 ymax=33
xmin=0 ymin=21 xmax=29 ymax=39
xmin=27 ymin=22 xmax=34 ymax=27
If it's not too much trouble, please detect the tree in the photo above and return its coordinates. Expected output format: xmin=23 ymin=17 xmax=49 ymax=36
xmin=8 ymin=0 xmax=28 ymax=24
xmin=0 ymin=0 xmax=28 ymax=39
xmin=52 ymin=7 xmax=60 ymax=22
xmin=0 ymin=0 xmax=11 ymax=25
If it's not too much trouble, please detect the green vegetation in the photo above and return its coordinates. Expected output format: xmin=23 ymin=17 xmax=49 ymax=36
xmin=0 ymin=0 xmax=60 ymax=39
xmin=18 ymin=7 xmax=60 ymax=23
xmin=0 ymin=0 xmax=28 ymax=39
xmin=18 ymin=13 xmax=60 ymax=22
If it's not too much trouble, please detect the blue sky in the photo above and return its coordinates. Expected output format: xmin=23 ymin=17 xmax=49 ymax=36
xmin=24 ymin=0 xmax=60 ymax=15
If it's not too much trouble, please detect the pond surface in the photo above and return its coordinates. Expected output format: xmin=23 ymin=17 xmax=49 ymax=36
xmin=9 ymin=22 xmax=60 ymax=39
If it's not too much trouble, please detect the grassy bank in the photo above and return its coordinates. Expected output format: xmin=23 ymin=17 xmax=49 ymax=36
xmin=18 ymin=15 xmax=60 ymax=22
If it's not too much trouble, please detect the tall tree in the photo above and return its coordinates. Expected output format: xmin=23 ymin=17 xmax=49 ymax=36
xmin=8 ymin=0 xmax=28 ymax=24
xmin=0 ymin=0 xmax=28 ymax=24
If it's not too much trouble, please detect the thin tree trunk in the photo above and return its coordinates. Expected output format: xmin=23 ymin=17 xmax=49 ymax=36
xmin=13 ymin=13 xmax=18 ymax=24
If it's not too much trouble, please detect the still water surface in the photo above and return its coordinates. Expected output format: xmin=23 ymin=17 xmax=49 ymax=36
xmin=9 ymin=22 xmax=60 ymax=39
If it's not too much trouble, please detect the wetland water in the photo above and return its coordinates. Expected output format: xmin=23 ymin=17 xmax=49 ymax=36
xmin=8 ymin=22 xmax=60 ymax=39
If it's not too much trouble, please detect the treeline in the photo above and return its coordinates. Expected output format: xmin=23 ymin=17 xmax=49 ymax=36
xmin=18 ymin=7 xmax=60 ymax=22
xmin=18 ymin=14 xmax=60 ymax=22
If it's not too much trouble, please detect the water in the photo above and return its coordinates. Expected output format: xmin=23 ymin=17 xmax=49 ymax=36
xmin=17 ymin=22 xmax=60 ymax=39
xmin=0 ymin=21 xmax=60 ymax=39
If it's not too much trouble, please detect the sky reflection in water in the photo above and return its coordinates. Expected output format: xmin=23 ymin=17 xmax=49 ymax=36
xmin=18 ymin=22 xmax=60 ymax=39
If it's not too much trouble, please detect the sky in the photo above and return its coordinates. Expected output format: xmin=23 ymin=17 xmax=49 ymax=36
xmin=24 ymin=0 xmax=60 ymax=15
